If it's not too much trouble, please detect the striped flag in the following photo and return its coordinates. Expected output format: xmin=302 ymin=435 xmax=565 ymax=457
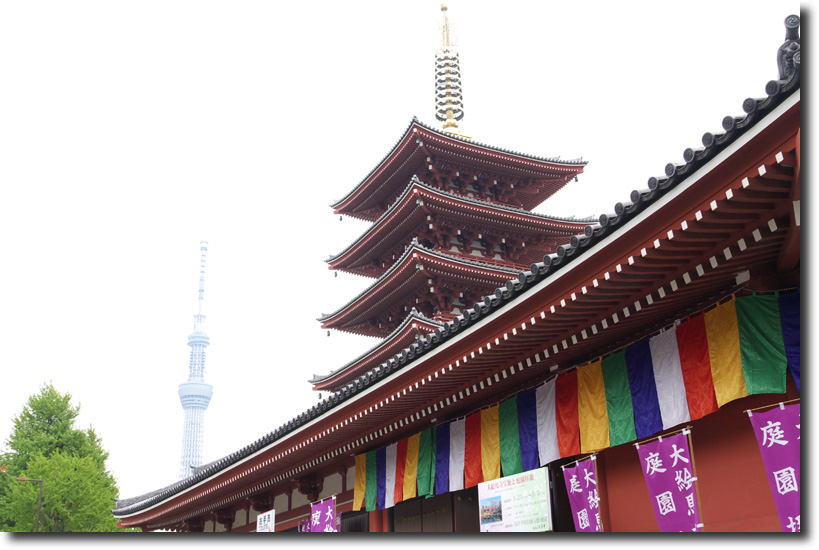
xmin=353 ymin=291 xmax=799 ymax=511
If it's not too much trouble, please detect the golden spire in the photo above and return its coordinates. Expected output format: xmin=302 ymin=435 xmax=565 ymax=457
xmin=435 ymin=3 xmax=467 ymax=137
xmin=441 ymin=4 xmax=450 ymax=48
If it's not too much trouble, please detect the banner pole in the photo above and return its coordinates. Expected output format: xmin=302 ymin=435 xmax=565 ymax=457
xmin=685 ymin=429 xmax=705 ymax=532
xmin=592 ymin=455 xmax=604 ymax=533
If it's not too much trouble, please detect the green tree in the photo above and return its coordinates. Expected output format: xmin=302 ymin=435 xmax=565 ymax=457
xmin=3 ymin=452 xmax=119 ymax=532
xmin=0 ymin=383 xmax=125 ymax=532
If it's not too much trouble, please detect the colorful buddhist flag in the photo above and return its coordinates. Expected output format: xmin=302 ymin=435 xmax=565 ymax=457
xmin=376 ymin=447 xmax=386 ymax=510
xmin=555 ymin=370 xmax=580 ymax=457
xmin=601 ymin=351 xmax=637 ymax=446
xmin=481 ymin=405 xmax=501 ymax=482
xmin=676 ymin=315 xmax=719 ymax=420
xmin=517 ymin=388 xmax=539 ymax=471
xmin=778 ymin=290 xmax=800 ymax=393
xmin=464 ymin=410 xmax=482 ymax=488
xmin=365 ymin=450 xmax=377 ymax=511
xmin=625 ymin=339 xmax=664 ymax=439
xmin=394 ymin=438 xmax=407 ymax=505
xmin=403 ymin=433 xmax=420 ymax=500
xmin=435 ymin=422 xmax=450 ymax=494
xmin=353 ymin=454 xmax=366 ymax=511
xmin=498 ymin=395 xmax=523 ymax=476
xmin=536 ymin=378 xmax=559 ymax=465
xmin=578 ymin=359 xmax=609 ymax=453
xmin=704 ymin=298 xmax=747 ymax=406
xmin=449 ymin=418 xmax=465 ymax=492
xmin=417 ymin=427 xmax=436 ymax=498
xmin=385 ymin=442 xmax=397 ymax=508
xmin=648 ymin=326 xmax=691 ymax=429
xmin=736 ymin=293 xmax=787 ymax=395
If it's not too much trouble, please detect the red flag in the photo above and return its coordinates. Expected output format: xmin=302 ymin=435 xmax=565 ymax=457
xmin=676 ymin=315 xmax=719 ymax=420
xmin=556 ymin=370 xmax=581 ymax=457
xmin=464 ymin=410 xmax=483 ymax=488
xmin=393 ymin=438 xmax=407 ymax=505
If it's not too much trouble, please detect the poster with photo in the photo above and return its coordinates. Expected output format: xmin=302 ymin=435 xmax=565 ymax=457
xmin=477 ymin=468 xmax=552 ymax=532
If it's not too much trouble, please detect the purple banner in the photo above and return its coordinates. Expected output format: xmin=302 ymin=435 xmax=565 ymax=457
xmin=636 ymin=431 xmax=701 ymax=532
xmin=310 ymin=497 xmax=337 ymax=533
xmin=748 ymin=403 xmax=800 ymax=532
xmin=562 ymin=457 xmax=603 ymax=532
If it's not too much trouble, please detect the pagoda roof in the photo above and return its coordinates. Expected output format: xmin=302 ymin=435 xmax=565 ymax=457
xmin=112 ymin=21 xmax=800 ymax=525
xmin=309 ymin=309 xmax=443 ymax=392
xmin=318 ymin=240 xmax=521 ymax=338
xmin=331 ymin=118 xmax=587 ymax=221
xmin=328 ymin=177 xmax=594 ymax=277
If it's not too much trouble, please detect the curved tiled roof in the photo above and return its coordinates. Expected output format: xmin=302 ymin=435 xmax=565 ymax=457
xmin=318 ymin=239 xmax=521 ymax=324
xmin=330 ymin=117 xmax=586 ymax=209
xmin=113 ymin=18 xmax=800 ymax=518
xmin=309 ymin=308 xmax=443 ymax=385
xmin=327 ymin=175 xmax=596 ymax=264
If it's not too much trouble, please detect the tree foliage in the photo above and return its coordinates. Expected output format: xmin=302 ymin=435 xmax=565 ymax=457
xmin=0 ymin=383 xmax=125 ymax=532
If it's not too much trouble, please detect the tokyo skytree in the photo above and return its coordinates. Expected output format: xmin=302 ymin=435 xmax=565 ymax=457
xmin=178 ymin=241 xmax=214 ymax=479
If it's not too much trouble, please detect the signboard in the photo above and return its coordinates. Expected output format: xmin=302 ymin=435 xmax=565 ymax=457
xmin=477 ymin=468 xmax=552 ymax=532
xmin=256 ymin=508 xmax=275 ymax=532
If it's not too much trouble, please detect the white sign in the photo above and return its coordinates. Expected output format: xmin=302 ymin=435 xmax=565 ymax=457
xmin=256 ymin=508 xmax=275 ymax=532
xmin=477 ymin=468 xmax=552 ymax=532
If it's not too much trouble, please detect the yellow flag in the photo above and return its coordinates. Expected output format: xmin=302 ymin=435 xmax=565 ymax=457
xmin=705 ymin=298 xmax=747 ymax=406
xmin=481 ymin=405 xmax=501 ymax=482
xmin=352 ymin=454 xmax=367 ymax=511
xmin=578 ymin=359 xmax=610 ymax=452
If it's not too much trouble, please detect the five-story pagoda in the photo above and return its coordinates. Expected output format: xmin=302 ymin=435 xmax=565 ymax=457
xmin=313 ymin=5 xmax=590 ymax=394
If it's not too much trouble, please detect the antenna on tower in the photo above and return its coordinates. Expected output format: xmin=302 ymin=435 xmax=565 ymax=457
xmin=198 ymin=241 xmax=208 ymax=315
xmin=435 ymin=4 xmax=468 ymax=138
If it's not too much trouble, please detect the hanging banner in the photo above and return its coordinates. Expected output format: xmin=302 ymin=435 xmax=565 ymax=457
xmin=748 ymin=403 xmax=800 ymax=532
xmin=256 ymin=508 xmax=275 ymax=532
xmin=310 ymin=497 xmax=337 ymax=532
xmin=477 ymin=468 xmax=552 ymax=532
xmin=636 ymin=431 xmax=701 ymax=532
xmin=297 ymin=519 xmax=311 ymax=532
xmin=562 ymin=456 xmax=603 ymax=532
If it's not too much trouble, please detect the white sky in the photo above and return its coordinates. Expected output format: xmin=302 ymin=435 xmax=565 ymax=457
xmin=0 ymin=0 xmax=803 ymax=502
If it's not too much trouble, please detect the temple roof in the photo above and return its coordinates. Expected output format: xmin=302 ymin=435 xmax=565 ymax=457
xmin=328 ymin=176 xmax=595 ymax=277
xmin=309 ymin=308 xmax=443 ymax=392
xmin=113 ymin=18 xmax=800 ymax=519
xmin=330 ymin=118 xmax=586 ymax=221
xmin=319 ymin=240 xmax=521 ymax=337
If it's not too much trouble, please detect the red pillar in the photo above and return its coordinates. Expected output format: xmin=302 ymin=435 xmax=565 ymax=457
xmin=368 ymin=509 xmax=389 ymax=532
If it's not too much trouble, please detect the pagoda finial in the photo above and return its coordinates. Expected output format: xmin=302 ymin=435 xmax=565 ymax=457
xmin=435 ymin=4 xmax=467 ymax=137
xmin=441 ymin=4 xmax=450 ymax=48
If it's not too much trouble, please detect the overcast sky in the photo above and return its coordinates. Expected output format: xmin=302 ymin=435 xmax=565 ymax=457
xmin=0 ymin=0 xmax=802 ymax=502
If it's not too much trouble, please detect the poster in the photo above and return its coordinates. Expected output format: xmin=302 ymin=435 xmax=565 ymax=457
xmin=477 ymin=468 xmax=552 ymax=532
xmin=256 ymin=508 xmax=275 ymax=532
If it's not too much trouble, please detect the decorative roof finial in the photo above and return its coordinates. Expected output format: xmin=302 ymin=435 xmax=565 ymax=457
xmin=777 ymin=15 xmax=800 ymax=80
xmin=435 ymin=4 xmax=467 ymax=137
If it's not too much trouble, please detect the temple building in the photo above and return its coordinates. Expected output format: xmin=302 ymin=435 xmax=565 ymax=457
xmin=112 ymin=9 xmax=800 ymax=533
